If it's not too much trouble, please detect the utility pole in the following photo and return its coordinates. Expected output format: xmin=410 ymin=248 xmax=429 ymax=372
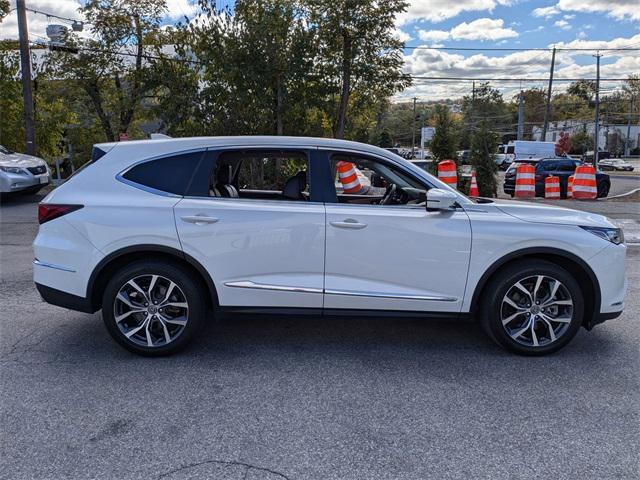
xmin=411 ymin=97 xmax=417 ymax=156
xmin=593 ymin=52 xmax=602 ymax=166
xmin=542 ymin=46 xmax=556 ymax=141
xmin=626 ymin=95 xmax=634 ymax=157
xmin=517 ymin=90 xmax=524 ymax=140
xmin=16 ymin=0 xmax=37 ymax=155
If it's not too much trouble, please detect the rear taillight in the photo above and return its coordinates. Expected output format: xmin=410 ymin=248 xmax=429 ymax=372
xmin=38 ymin=204 xmax=83 ymax=224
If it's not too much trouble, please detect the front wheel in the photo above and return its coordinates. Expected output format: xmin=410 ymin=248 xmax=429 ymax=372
xmin=102 ymin=260 xmax=207 ymax=356
xmin=479 ymin=260 xmax=584 ymax=355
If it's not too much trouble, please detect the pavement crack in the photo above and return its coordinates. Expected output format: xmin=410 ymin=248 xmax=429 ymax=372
xmin=157 ymin=460 xmax=292 ymax=480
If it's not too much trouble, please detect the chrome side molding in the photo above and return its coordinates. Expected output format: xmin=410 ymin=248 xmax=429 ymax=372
xmin=224 ymin=281 xmax=323 ymax=294
xmin=225 ymin=280 xmax=457 ymax=302
xmin=33 ymin=259 xmax=76 ymax=273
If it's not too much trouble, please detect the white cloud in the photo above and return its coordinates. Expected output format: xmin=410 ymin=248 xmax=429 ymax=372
xmin=554 ymin=20 xmax=572 ymax=30
xmin=398 ymin=33 xmax=640 ymax=100
xmin=418 ymin=18 xmax=518 ymax=42
xmin=165 ymin=0 xmax=198 ymax=20
xmin=418 ymin=29 xmax=451 ymax=42
xmin=398 ymin=0 xmax=513 ymax=25
xmin=532 ymin=5 xmax=561 ymax=18
xmin=556 ymin=0 xmax=640 ymax=22
xmin=394 ymin=28 xmax=413 ymax=43
xmin=1 ymin=0 xmax=85 ymax=41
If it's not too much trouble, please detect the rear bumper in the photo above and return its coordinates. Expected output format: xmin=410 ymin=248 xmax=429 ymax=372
xmin=35 ymin=283 xmax=96 ymax=313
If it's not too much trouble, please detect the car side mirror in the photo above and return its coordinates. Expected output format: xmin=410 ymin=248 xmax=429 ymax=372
xmin=426 ymin=188 xmax=458 ymax=212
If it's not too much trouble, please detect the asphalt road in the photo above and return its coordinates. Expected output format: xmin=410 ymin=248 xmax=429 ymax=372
xmin=1 ymin=193 xmax=639 ymax=480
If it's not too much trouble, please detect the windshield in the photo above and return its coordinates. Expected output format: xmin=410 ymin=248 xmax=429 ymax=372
xmin=0 ymin=145 xmax=13 ymax=154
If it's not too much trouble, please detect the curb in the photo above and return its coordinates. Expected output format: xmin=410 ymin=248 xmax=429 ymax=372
xmin=602 ymin=188 xmax=640 ymax=200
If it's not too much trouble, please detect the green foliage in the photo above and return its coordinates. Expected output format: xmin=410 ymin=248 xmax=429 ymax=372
xmin=0 ymin=0 xmax=9 ymax=22
xmin=569 ymin=129 xmax=594 ymax=155
xmin=377 ymin=130 xmax=392 ymax=148
xmin=460 ymin=82 xmax=510 ymax=147
xmin=469 ymin=121 xmax=498 ymax=198
xmin=308 ymin=0 xmax=411 ymax=138
xmin=429 ymin=104 xmax=458 ymax=161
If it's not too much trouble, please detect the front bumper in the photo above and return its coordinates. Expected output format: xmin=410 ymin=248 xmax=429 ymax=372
xmin=0 ymin=170 xmax=50 ymax=193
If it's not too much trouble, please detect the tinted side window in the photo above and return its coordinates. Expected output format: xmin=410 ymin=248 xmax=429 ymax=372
xmin=558 ymin=161 xmax=578 ymax=172
xmin=122 ymin=151 xmax=203 ymax=195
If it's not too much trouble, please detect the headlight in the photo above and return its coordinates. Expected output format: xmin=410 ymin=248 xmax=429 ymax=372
xmin=0 ymin=166 xmax=25 ymax=174
xmin=580 ymin=226 xmax=624 ymax=245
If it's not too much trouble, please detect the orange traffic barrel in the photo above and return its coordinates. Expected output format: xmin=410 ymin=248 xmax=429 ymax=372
xmin=573 ymin=165 xmax=597 ymax=200
xmin=567 ymin=175 xmax=574 ymax=198
xmin=438 ymin=160 xmax=457 ymax=189
xmin=545 ymin=175 xmax=560 ymax=199
xmin=336 ymin=161 xmax=362 ymax=194
xmin=515 ymin=163 xmax=536 ymax=198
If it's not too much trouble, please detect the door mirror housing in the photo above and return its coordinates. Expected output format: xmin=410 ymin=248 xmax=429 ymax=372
xmin=426 ymin=188 xmax=458 ymax=211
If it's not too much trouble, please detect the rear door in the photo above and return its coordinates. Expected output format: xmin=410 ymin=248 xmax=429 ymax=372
xmin=174 ymin=148 xmax=326 ymax=309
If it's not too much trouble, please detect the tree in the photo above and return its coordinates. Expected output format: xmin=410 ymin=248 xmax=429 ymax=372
xmin=377 ymin=130 xmax=392 ymax=148
xmin=567 ymin=80 xmax=596 ymax=103
xmin=569 ymin=129 xmax=593 ymax=155
xmin=429 ymin=105 xmax=457 ymax=161
xmin=47 ymin=0 xmax=168 ymax=141
xmin=308 ymin=0 xmax=411 ymax=138
xmin=0 ymin=0 xmax=9 ymax=22
xmin=180 ymin=0 xmax=317 ymax=136
xmin=512 ymin=88 xmax=546 ymax=140
xmin=461 ymin=83 xmax=509 ymax=148
xmin=469 ymin=121 xmax=498 ymax=197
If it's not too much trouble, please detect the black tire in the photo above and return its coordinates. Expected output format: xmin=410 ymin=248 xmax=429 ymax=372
xmin=101 ymin=260 xmax=207 ymax=356
xmin=479 ymin=260 xmax=584 ymax=356
xmin=597 ymin=182 xmax=610 ymax=198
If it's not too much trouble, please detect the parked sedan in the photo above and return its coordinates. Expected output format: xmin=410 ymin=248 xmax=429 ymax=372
xmin=34 ymin=137 xmax=626 ymax=357
xmin=597 ymin=158 xmax=634 ymax=172
xmin=0 ymin=145 xmax=50 ymax=194
xmin=503 ymin=157 xmax=611 ymax=198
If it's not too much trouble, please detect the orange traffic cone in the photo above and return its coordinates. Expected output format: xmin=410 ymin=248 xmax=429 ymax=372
xmin=469 ymin=170 xmax=479 ymax=197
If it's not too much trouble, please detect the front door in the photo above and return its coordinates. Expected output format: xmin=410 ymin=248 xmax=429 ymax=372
xmin=322 ymin=151 xmax=472 ymax=313
xmin=174 ymin=148 xmax=325 ymax=308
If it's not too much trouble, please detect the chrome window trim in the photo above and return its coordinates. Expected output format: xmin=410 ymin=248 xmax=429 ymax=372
xmin=33 ymin=259 xmax=76 ymax=273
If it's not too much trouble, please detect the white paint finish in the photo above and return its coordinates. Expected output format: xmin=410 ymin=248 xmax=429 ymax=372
xmin=461 ymin=204 xmax=622 ymax=313
xmin=33 ymin=217 xmax=105 ymax=297
xmin=174 ymin=197 xmax=326 ymax=308
xmin=33 ymin=136 xmax=627 ymax=320
xmin=586 ymin=243 xmax=627 ymax=313
xmin=324 ymin=205 xmax=471 ymax=312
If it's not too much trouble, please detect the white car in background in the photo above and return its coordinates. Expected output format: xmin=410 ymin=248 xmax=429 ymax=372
xmin=0 ymin=145 xmax=50 ymax=195
xmin=33 ymin=136 xmax=627 ymax=356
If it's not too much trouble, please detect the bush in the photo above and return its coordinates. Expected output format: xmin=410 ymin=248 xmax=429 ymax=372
xmin=469 ymin=122 xmax=498 ymax=197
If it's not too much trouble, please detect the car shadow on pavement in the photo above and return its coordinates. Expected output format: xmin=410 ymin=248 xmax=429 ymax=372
xmin=15 ymin=309 xmax=620 ymax=370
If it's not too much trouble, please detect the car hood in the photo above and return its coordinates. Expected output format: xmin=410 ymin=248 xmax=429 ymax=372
xmin=490 ymin=199 xmax=615 ymax=228
xmin=0 ymin=152 xmax=46 ymax=168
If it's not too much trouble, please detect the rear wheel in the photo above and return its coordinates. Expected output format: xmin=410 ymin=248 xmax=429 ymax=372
xmin=101 ymin=260 xmax=207 ymax=356
xmin=479 ymin=260 xmax=584 ymax=355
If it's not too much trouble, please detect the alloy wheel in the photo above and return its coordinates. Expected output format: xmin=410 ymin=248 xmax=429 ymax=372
xmin=113 ymin=274 xmax=189 ymax=348
xmin=500 ymin=275 xmax=573 ymax=348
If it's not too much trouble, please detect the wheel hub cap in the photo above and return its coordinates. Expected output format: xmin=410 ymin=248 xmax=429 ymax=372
xmin=500 ymin=274 xmax=573 ymax=348
xmin=113 ymin=274 xmax=189 ymax=348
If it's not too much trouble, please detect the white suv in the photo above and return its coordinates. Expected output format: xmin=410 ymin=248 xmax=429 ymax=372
xmin=33 ymin=137 xmax=627 ymax=356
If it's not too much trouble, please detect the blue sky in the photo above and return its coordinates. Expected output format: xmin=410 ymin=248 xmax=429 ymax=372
xmin=2 ymin=0 xmax=638 ymax=100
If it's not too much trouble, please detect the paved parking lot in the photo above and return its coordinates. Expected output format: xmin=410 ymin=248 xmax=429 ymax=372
xmin=1 ymin=193 xmax=638 ymax=480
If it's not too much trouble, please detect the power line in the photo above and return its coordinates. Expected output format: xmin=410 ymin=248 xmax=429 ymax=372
xmin=24 ymin=7 xmax=87 ymax=26
xmin=403 ymin=45 xmax=640 ymax=52
xmin=410 ymin=76 xmax=632 ymax=82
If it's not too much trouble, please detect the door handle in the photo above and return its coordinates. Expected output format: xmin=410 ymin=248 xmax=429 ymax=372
xmin=330 ymin=219 xmax=367 ymax=230
xmin=180 ymin=215 xmax=219 ymax=225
